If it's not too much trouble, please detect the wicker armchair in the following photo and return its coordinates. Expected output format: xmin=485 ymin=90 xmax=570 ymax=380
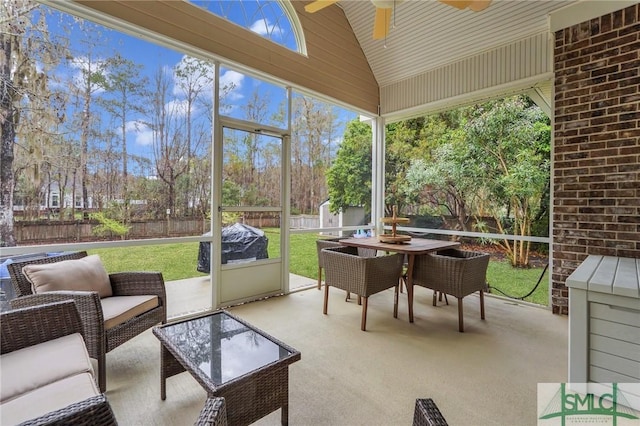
xmin=0 ymin=301 xmax=118 ymax=425
xmin=316 ymin=238 xmax=378 ymax=304
xmin=322 ymin=246 xmax=404 ymax=331
xmin=412 ymin=248 xmax=490 ymax=332
xmin=194 ymin=397 xmax=227 ymax=426
xmin=8 ymin=251 xmax=167 ymax=392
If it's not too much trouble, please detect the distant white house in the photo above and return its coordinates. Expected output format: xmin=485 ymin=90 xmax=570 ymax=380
xmin=13 ymin=182 xmax=92 ymax=212
xmin=319 ymin=200 xmax=367 ymax=235
xmin=13 ymin=181 xmax=156 ymax=213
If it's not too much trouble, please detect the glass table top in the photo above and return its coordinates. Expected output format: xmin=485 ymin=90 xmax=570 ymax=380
xmin=158 ymin=311 xmax=294 ymax=385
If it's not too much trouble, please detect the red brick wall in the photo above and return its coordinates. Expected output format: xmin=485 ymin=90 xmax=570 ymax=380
xmin=553 ymin=4 xmax=640 ymax=314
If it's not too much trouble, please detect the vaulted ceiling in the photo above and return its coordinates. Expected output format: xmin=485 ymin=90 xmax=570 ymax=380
xmin=339 ymin=0 xmax=578 ymax=87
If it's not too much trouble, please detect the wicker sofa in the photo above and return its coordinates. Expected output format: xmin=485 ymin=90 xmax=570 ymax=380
xmin=0 ymin=301 xmax=118 ymax=425
xmin=7 ymin=251 xmax=167 ymax=392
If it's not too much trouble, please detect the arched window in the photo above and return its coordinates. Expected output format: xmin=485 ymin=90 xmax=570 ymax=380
xmin=190 ymin=1 xmax=306 ymax=54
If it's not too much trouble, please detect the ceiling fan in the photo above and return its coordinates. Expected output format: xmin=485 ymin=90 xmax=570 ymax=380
xmin=304 ymin=0 xmax=492 ymax=40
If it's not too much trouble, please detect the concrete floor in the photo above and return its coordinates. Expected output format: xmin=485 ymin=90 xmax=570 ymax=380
xmin=106 ymin=277 xmax=568 ymax=425
xmin=164 ymin=274 xmax=317 ymax=319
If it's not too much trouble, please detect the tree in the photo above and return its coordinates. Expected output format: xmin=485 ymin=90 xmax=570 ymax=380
xmin=1 ymin=0 xmax=67 ymax=244
xmin=402 ymin=97 xmax=549 ymax=266
xmin=194 ymin=67 xmax=236 ymax=219
xmin=99 ymin=54 xmax=148 ymax=222
xmin=465 ymin=96 xmax=550 ymax=267
xmin=290 ymin=97 xmax=339 ymax=214
xmin=188 ymin=148 xmax=212 ymax=218
xmin=66 ymin=23 xmax=110 ymax=218
xmin=384 ymin=117 xmax=439 ymax=215
xmin=173 ymin=56 xmax=213 ymax=215
xmin=242 ymin=89 xmax=270 ymax=199
xmin=148 ymin=65 xmax=189 ymax=218
xmin=91 ymin=127 xmax=119 ymax=210
xmin=0 ymin=0 xmax=34 ymax=245
xmin=403 ymin=138 xmax=479 ymax=232
xmin=326 ymin=120 xmax=373 ymax=214
xmin=48 ymin=131 xmax=81 ymax=219
xmin=327 ymin=117 xmax=442 ymax=218
xmin=219 ymin=88 xmax=281 ymax=209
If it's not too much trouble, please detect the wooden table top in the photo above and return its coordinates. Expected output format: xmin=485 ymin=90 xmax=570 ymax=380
xmin=339 ymin=236 xmax=459 ymax=254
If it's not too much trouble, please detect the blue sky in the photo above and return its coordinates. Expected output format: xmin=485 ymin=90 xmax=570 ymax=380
xmin=42 ymin=1 xmax=357 ymax=173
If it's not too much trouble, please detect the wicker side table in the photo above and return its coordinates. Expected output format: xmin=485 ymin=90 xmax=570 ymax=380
xmin=154 ymin=310 xmax=300 ymax=426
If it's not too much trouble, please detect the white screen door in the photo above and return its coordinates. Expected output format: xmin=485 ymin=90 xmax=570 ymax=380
xmin=213 ymin=118 xmax=288 ymax=307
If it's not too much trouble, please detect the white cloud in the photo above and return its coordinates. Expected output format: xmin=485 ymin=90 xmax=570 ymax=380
xmin=249 ymin=19 xmax=283 ymax=37
xmin=125 ymin=121 xmax=141 ymax=133
xmin=135 ymin=130 xmax=154 ymax=147
xmin=219 ymin=69 xmax=245 ymax=101
xmin=125 ymin=120 xmax=153 ymax=146
xmin=165 ymin=99 xmax=190 ymax=117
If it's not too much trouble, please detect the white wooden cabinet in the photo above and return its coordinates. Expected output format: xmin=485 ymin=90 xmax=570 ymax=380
xmin=566 ymin=255 xmax=640 ymax=383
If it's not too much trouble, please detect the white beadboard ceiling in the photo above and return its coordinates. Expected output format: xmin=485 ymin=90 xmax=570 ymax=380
xmin=337 ymin=0 xmax=578 ymax=87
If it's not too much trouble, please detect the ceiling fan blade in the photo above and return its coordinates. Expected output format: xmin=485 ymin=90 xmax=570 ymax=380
xmin=304 ymin=0 xmax=340 ymax=13
xmin=439 ymin=0 xmax=473 ymax=10
xmin=372 ymin=7 xmax=392 ymax=40
xmin=468 ymin=0 xmax=492 ymax=11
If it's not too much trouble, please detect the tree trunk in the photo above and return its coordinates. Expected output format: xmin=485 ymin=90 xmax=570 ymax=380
xmin=0 ymin=34 xmax=17 ymax=247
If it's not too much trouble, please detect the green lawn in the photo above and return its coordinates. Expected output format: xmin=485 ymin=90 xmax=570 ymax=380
xmin=89 ymin=231 xmax=549 ymax=306
xmin=486 ymin=260 xmax=549 ymax=306
xmin=89 ymin=243 xmax=207 ymax=282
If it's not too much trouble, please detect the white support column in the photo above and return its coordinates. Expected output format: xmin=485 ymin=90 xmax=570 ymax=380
xmin=282 ymin=87 xmax=292 ymax=294
xmin=211 ymin=61 xmax=222 ymax=309
xmin=548 ymin=66 xmax=555 ymax=310
xmin=371 ymin=116 xmax=386 ymax=235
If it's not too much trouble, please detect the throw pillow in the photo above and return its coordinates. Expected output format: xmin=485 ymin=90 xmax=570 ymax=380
xmin=22 ymin=255 xmax=113 ymax=298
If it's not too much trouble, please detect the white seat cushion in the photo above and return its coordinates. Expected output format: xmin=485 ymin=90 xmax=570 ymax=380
xmin=0 ymin=333 xmax=93 ymax=403
xmin=0 ymin=372 xmax=99 ymax=425
xmin=101 ymin=295 xmax=159 ymax=330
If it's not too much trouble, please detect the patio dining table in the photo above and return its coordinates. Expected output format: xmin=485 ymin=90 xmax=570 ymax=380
xmin=339 ymin=237 xmax=459 ymax=322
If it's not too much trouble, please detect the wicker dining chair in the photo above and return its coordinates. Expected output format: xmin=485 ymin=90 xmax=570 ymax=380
xmin=316 ymin=238 xmax=343 ymax=290
xmin=322 ymin=246 xmax=404 ymax=331
xmin=412 ymin=248 xmax=490 ymax=332
xmin=316 ymin=238 xmax=378 ymax=304
xmin=7 ymin=251 xmax=167 ymax=392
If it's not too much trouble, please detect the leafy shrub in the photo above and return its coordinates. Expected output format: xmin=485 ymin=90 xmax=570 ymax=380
xmin=91 ymin=212 xmax=130 ymax=239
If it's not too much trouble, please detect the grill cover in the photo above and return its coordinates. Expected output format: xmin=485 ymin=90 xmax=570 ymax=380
xmin=197 ymin=223 xmax=269 ymax=272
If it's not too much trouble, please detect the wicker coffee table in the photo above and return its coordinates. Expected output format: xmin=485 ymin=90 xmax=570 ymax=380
xmin=153 ymin=310 xmax=301 ymax=426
